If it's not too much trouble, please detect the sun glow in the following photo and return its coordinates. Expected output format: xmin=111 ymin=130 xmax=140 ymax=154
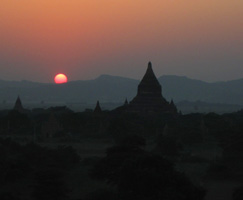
xmin=54 ymin=73 xmax=68 ymax=84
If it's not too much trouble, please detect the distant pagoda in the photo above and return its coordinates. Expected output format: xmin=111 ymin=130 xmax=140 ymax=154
xmin=94 ymin=101 xmax=102 ymax=113
xmin=13 ymin=96 xmax=24 ymax=113
xmin=127 ymin=62 xmax=177 ymax=114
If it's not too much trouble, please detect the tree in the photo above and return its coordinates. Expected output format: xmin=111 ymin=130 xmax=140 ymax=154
xmin=91 ymin=140 xmax=205 ymax=200
xmin=233 ymin=186 xmax=243 ymax=200
xmin=32 ymin=168 xmax=69 ymax=200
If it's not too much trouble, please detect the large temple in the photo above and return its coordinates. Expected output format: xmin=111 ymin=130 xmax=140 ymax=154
xmin=125 ymin=62 xmax=177 ymax=114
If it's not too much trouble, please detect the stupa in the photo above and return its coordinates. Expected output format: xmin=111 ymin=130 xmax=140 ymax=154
xmin=13 ymin=96 xmax=24 ymax=113
xmin=94 ymin=101 xmax=102 ymax=113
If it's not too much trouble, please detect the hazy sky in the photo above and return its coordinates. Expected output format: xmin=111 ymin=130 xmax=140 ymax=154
xmin=0 ymin=0 xmax=242 ymax=83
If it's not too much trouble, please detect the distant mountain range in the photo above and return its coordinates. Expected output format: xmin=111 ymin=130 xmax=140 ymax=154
xmin=0 ymin=75 xmax=243 ymax=106
xmin=159 ymin=75 xmax=243 ymax=105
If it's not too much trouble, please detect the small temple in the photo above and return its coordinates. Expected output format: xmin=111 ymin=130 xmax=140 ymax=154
xmin=13 ymin=96 xmax=24 ymax=113
xmin=125 ymin=62 xmax=177 ymax=114
xmin=94 ymin=101 xmax=102 ymax=113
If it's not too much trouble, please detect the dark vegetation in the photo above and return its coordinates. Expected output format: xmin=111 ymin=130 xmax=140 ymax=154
xmin=0 ymin=138 xmax=79 ymax=200
xmin=91 ymin=138 xmax=205 ymax=200
xmin=0 ymin=107 xmax=243 ymax=199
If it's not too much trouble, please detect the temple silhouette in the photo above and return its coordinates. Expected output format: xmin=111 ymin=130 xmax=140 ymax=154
xmin=94 ymin=100 xmax=102 ymax=113
xmin=13 ymin=96 xmax=25 ymax=113
xmin=120 ymin=62 xmax=177 ymax=114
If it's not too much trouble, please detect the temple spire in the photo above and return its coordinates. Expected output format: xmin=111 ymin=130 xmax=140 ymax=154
xmin=137 ymin=62 xmax=162 ymax=97
xmin=124 ymin=98 xmax=128 ymax=106
xmin=148 ymin=61 xmax=152 ymax=69
xmin=139 ymin=62 xmax=161 ymax=89
xmin=94 ymin=101 xmax=102 ymax=113
xmin=13 ymin=96 xmax=24 ymax=112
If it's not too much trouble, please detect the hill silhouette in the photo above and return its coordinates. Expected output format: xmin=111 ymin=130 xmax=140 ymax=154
xmin=0 ymin=75 xmax=242 ymax=106
xmin=159 ymin=75 xmax=243 ymax=105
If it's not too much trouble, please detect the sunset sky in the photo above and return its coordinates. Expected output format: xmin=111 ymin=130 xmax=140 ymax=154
xmin=0 ymin=0 xmax=242 ymax=83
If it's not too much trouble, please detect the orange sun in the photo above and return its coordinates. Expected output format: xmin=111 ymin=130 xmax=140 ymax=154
xmin=54 ymin=73 xmax=68 ymax=84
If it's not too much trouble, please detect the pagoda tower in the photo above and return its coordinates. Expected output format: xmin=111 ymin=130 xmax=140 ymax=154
xmin=127 ymin=62 xmax=177 ymax=114
xmin=13 ymin=96 xmax=24 ymax=113
xmin=94 ymin=101 xmax=102 ymax=113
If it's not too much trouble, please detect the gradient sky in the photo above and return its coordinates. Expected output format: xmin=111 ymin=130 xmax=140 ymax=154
xmin=0 ymin=0 xmax=242 ymax=83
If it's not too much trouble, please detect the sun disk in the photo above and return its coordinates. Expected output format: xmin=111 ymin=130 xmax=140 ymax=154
xmin=54 ymin=73 xmax=68 ymax=84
